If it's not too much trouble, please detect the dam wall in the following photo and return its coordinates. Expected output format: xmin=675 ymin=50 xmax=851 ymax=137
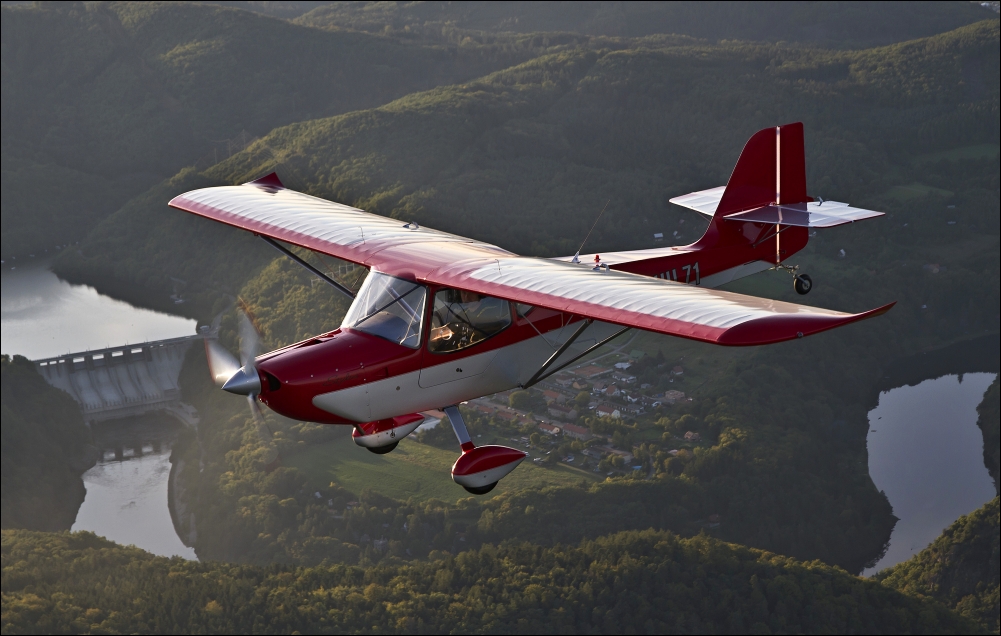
xmin=34 ymin=335 xmax=202 ymax=424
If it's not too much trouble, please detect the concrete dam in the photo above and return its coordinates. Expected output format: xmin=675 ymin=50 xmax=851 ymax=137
xmin=33 ymin=335 xmax=202 ymax=425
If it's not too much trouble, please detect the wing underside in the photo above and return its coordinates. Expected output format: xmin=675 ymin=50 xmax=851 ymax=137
xmin=170 ymin=182 xmax=892 ymax=346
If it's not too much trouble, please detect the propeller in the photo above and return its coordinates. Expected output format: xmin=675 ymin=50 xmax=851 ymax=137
xmin=204 ymin=308 xmax=279 ymax=466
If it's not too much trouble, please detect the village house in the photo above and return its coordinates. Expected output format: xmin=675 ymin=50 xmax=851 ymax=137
xmin=538 ymin=422 xmax=561 ymax=436
xmin=572 ymin=379 xmax=590 ymax=391
xmin=604 ymin=384 xmax=621 ymax=398
xmin=591 ymin=380 xmax=607 ymax=394
xmin=582 ymin=447 xmax=605 ymax=459
xmin=562 ymin=423 xmax=592 ymax=440
xmin=621 ymin=404 xmax=644 ymax=416
xmin=573 ymin=364 xmax=613 ymax=379
xmin=671 ymin=365 xmax=684 ymax=376
xmin=541 ymin=389 xmax=565 ymax=404
xmin=553 ymin=375 xmax=574 ymax=388
xmin=420 ymin=409 xmax=447 ymax=427
xmin=493 ymin=407 xmax=532 ymax=423
xmin=595 ymin=404 xmax=621 ymax=419
xmin=548 ymin=404 xmax=578 ymax=420
xmin=596 ymin=446 xmax=634 ymax=463
xmin=684 ymin=431 xmax=702 ymax=442
xmin=664 ymin=390 xmax=685 ymax=404
xmin=613 ymin=361 xmax=632 ymax=370
xmin=611 ymin=372 xmax=637 ymax=384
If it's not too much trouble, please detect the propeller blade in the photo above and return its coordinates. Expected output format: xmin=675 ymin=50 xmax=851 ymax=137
xmin=205 ymin=339 xmax=241 ymax=388
xmin=248 ymin=393 xmax=279 ymax=466
xmin=220 ymin=305 xmax=264 ymax=395
xmin=238 ymin=311 xmax=260 ymax=372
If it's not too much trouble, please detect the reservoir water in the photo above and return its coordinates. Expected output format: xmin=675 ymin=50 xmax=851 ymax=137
xmin=73 ymin=418 xmax=197 ymax=560
xmin=2 ymin=259 xmax=997 ymax=567
xmin=863 ymin=373 xmax=997 ymax=576
xmin=1 ymin=258 xmax=196 ymax=360
xmin=2 ymin=260 xmax=198 ymax=558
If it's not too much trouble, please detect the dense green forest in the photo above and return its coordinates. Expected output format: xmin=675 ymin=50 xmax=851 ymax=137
xmin=1 ymin=2 xmax=999 ymax=633
xmin=0 ymin=356 xmax=93 ymax=532
xmin=48 ymin=13 xmax=996 ymax=576
xmin=0 ymin=528 xmax=979 ymax=634
xmin=977 ymin=378 xmax=1000 ymax=491
xmin=296 ymin=0 xmax=992 ymax=49
xmin=877 ymin=497 xmax=1000 ymax=633
xmin=0 ymin=0 xmax=537 ymax=258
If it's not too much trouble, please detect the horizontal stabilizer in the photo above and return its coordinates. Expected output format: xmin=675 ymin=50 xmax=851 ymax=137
xmin=669 ymin=186 xmax=725 ymax=217
xmin=671 ymin=187 xmax=883 ymax=228
xmin=723 ymin=201 xmax=884 ymax=228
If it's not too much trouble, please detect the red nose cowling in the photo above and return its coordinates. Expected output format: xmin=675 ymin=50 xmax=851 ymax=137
xmin=254 ymin=328 xmax=421 ymax=425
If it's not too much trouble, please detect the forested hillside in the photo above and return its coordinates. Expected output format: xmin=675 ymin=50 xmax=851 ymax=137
xmin=0 ymin=0 xmax=534 ymax=258
xmin=0 ymin=528 xmax=978 ymax=634
xmin=0 ymin=356 xmax=92 ymax=531
xmin=47 ymin=16 xmax=996 ymax=575
xmin=977 ymin=378 xmax=1000 ymax=492
xmin=297 ymin=1 xmax=991 ymax=49
xmin=2 ymin=3 xmax=999 ymax=633
xmin=878 ymin=497 xmax=1000 ymax=633
xmin=57 ymin=19 xmax=1000 ymax=312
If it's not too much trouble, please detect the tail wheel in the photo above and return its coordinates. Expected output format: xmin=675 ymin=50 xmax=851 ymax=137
xmin=462 ymin=482 xmax=498 ymax=495
xmin=794 ymin=274 xmax=813 ymax=295
xmin=366 ymin=441 xmax=398 ymax=455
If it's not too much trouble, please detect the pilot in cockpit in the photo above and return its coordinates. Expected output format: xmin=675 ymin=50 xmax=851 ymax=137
xmin=428 ymin=289 xmax=511 ymax=353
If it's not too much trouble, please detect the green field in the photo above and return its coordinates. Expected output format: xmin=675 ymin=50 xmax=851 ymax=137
xmin=285 ymin=434 xmax=598 ymax=503
xmin=885 ymin=181 xmax=955 ymax=201
xmin=913 ymin=143 xmax=1000 ymax=165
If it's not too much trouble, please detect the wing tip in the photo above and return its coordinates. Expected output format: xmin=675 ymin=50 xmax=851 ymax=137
xmin=716 ymin=300 xmax=896 ymax=346
xmin=245 ymin=172 xmax=285 ymax=189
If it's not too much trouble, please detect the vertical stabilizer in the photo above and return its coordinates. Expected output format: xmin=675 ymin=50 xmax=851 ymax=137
xmin=716 ymin=122 xmax=809 ymax=216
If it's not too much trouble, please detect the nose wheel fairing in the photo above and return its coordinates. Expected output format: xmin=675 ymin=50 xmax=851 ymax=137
xmin=351 ymin=413 xmax=425 ymax=450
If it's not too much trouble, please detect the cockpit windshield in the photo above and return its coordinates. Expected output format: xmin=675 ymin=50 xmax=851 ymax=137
xmin=341 ymin=272 xmax=426 ymax=348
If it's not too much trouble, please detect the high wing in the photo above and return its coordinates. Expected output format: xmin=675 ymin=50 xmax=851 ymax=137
xmin=169 ymin=176 xmax=892 ymax=346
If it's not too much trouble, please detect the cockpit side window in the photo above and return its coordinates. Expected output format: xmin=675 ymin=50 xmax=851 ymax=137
xmin=341 ymin=272 xmax=426 ymax=348
xmin=428 ymin=289 xmax=511 ymax=353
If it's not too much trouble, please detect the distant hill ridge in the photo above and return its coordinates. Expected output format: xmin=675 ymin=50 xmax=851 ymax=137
xmin=0 ymin=527 xmax=979 ymax=634
xmin=878 ymin=497 xmax=1000 ymax=633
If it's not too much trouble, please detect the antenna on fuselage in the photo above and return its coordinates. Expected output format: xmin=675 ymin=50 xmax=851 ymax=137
xmin=570 ymin=199 xmax=610 ymax=264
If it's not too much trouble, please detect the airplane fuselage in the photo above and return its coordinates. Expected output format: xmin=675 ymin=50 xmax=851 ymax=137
xmin=255 ymin=220 xmax=807 ymax=427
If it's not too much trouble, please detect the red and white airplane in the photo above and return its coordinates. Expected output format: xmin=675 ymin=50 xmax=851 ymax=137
xmin=170 ymin=122 xmax=892 ymax=494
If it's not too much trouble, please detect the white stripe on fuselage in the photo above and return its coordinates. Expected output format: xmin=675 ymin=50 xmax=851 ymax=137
xmin=312 ymin=261 xmax=771 ymax=422
xmin=312 ymin=320 xmax=622 ymax=422
xmin=697 ymin=260 xmax=774 ymax=288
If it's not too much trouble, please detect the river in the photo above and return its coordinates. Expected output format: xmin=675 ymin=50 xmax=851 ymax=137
xmin=863 ymin=372 xmax=997 ymax=576
xmin=2 ymin=259 xmax=998 ymax=568
xmin=2 ymin=259 xmax=198 ymax=558
xmin=72 ymin=417 xmax=197 ymax=560
xmin=1 ymin=258 xmax=196 ymax=360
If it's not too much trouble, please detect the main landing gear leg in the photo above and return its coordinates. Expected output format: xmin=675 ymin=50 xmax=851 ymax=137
xmin=444 ymin=405 xmax=526 ymax=495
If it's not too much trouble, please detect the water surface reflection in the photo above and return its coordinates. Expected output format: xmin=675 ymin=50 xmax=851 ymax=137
xmin=864 ymin=373 xmax=996 ymax=575
xmin=1 ymin=259 xmax=195 ymax=360
xmin=72 ymin=418 xmax=196 ymax=559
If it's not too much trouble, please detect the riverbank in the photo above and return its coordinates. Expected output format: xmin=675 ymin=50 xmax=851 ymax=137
xmin=1 ymin=355 xmax=96 ymax=532
xmin=168 ymin=429 xmax=198 ymax=554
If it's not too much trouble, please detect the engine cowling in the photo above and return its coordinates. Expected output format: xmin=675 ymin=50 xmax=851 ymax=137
xmin=451 ymin=445 xmax=527 ymax=494
xmin=352 ymin=413 xmax=425 ymax=452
